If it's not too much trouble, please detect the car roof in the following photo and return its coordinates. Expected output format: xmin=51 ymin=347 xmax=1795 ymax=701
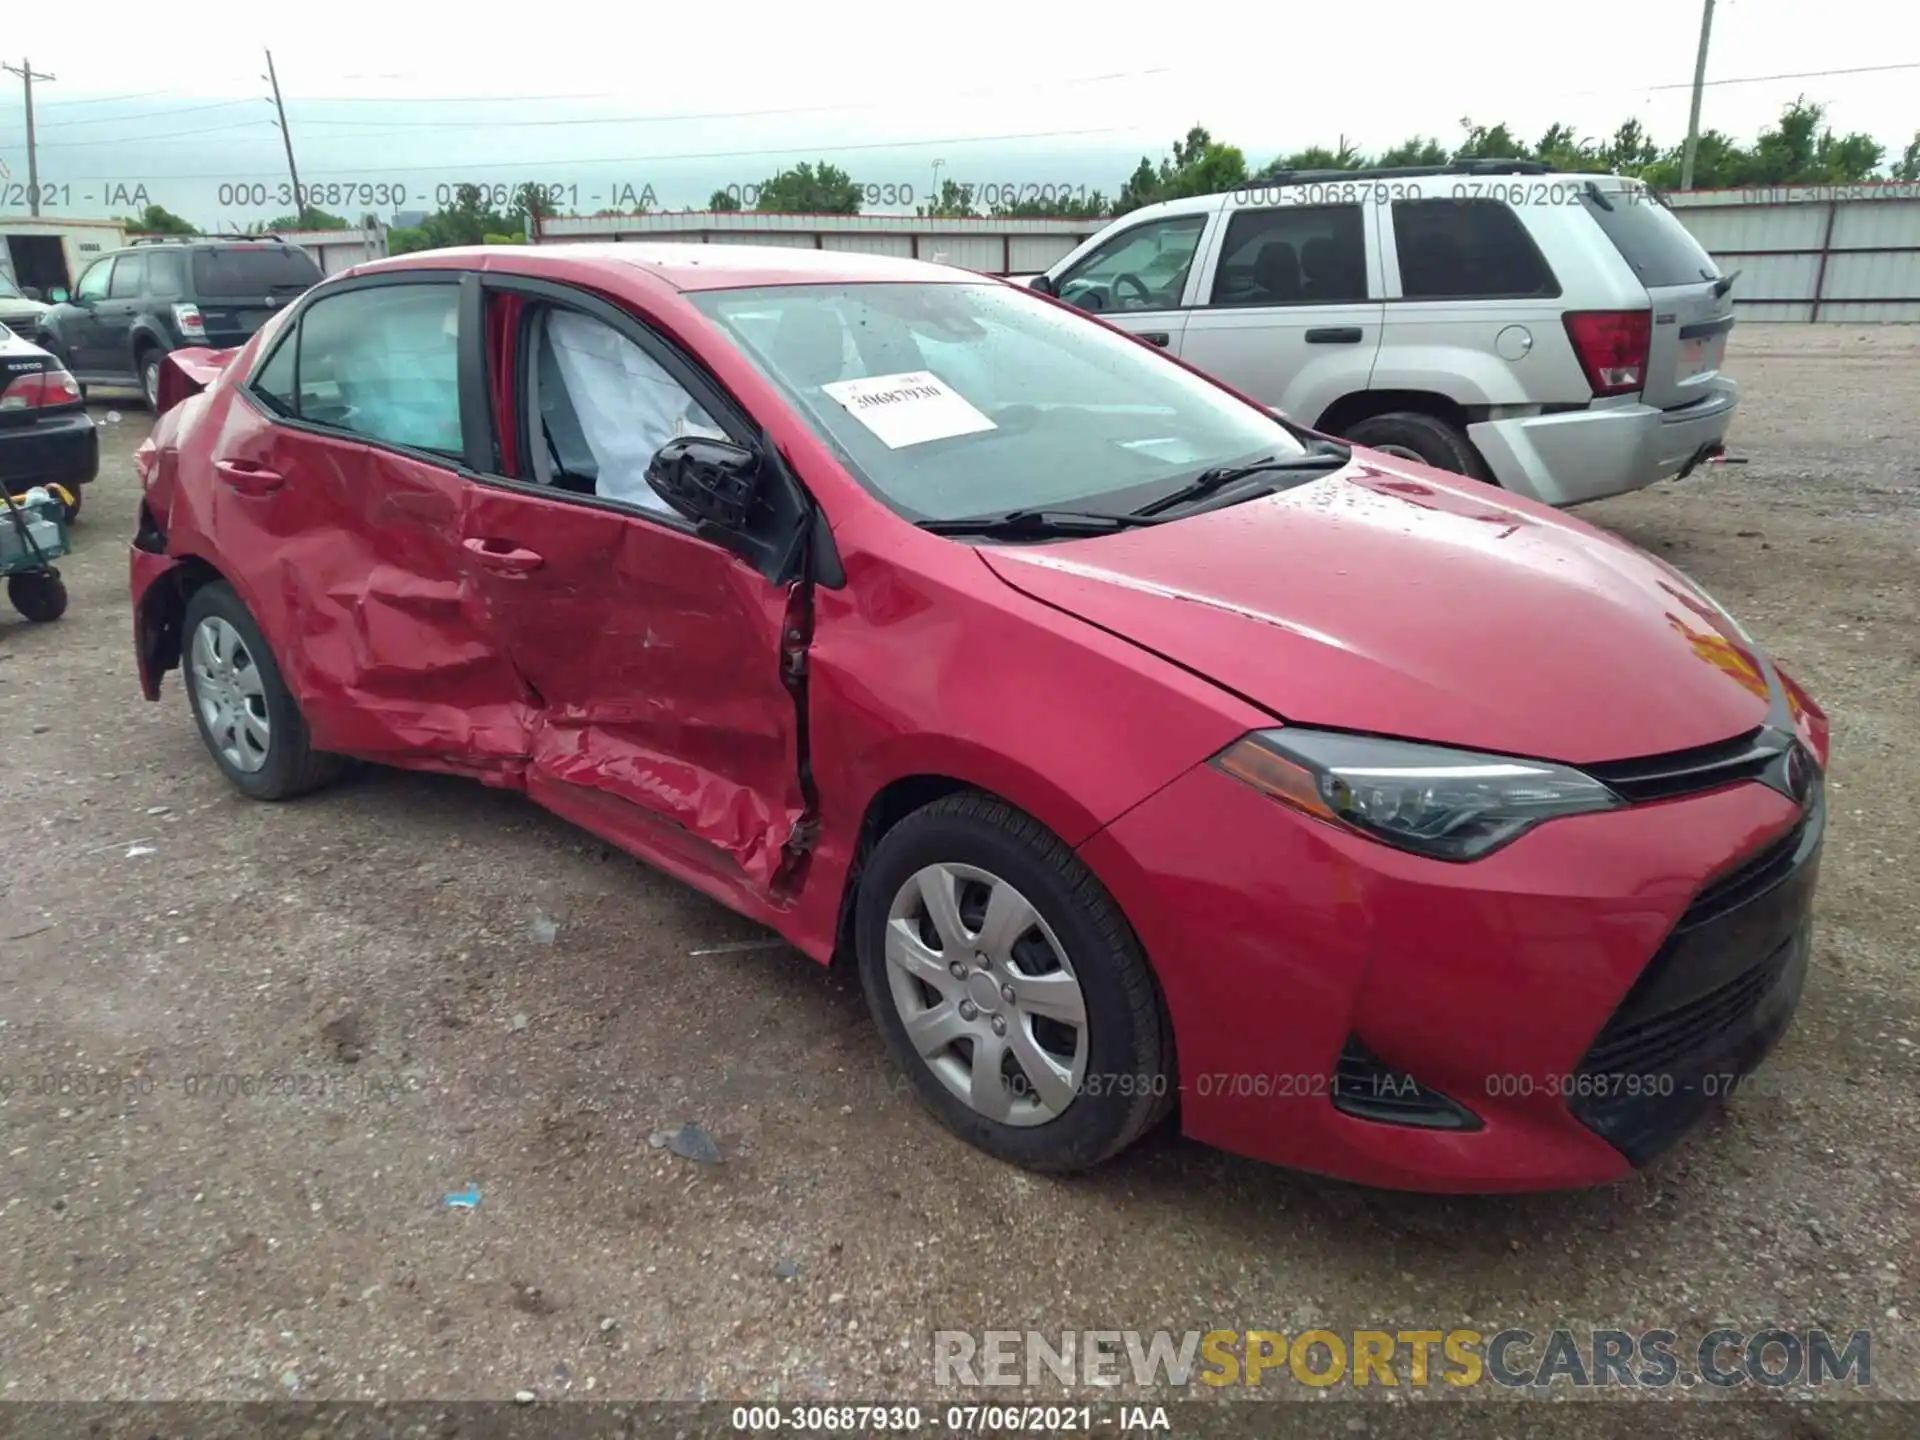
xmin=349 ymin=242 xmax=991 ymax=292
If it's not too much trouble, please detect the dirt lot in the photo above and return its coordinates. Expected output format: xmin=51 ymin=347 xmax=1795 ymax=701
xmin=0 ymin=327 xmax=1915 ymax=1428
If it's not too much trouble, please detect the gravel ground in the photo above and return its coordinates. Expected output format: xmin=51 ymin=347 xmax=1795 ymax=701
xmin=0 ymin=327 xmax=1914 ymax=1433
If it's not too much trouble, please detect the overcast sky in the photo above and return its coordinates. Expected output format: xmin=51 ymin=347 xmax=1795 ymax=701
xmin=4 ymin=0 xmax=1917 ymax=225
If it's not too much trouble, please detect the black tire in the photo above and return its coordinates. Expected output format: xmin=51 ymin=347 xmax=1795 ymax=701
xmin=855 ymin=791 xmax=1175 ymax=1173
xmin=1343 ymin=411 xmax=1490 ymax=481
xmin=140 ymin=351 xmax=163 ymax=412
xmin=8 ymin=571 xmax=68 ymax=622
xmin=180 ymin=581 xmax=344 ymax=801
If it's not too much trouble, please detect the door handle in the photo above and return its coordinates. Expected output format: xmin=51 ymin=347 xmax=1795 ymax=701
xmin=1305 ymin=327 xmax=1364 ymax=344
xmin=212 ymin=458 xmax=284 ymax=494
xmin=1138 ymin=332 xmax=1171 ymax=347
xmin=463 ymin=537 xmax=544 ymax=574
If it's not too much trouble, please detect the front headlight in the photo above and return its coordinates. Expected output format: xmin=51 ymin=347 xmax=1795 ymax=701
xmin=1214 ymin=729 xmax=1622 ymax=862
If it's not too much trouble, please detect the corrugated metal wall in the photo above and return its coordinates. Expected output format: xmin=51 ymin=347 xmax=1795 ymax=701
xmin=1669 ymin=186 xmax=1920 ymax=322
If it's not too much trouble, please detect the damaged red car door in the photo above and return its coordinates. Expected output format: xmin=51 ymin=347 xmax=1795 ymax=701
xmin=460 ymin=283 xmax=808 ymax=894
xmin=206 ymin=274 xmax=534 ymax=771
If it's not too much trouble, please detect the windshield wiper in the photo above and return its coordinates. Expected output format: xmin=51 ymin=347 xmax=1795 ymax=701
xmin=918 ymin=508 xmax=1161 ymax=539
xmin=1131 ymin=443 xmax=1351 ymax=518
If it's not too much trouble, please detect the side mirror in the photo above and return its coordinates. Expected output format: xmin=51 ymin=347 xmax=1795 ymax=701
xmin=647 ymin=436 xmax=763 ymax=530
xmin=48 ymin=288 xmax=69 ymax=304
xmin=20 ymin=287 xmax=43 ymax=302
xmin=1029 ymin=273 xmax=1056 ymax=296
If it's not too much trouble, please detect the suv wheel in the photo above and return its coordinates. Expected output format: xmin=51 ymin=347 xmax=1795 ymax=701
xmin=139 ymin=350 xmax=163 ymax=411
xmin=855 ymin=791 xmax=1175 ymax=1173
xmin=1344 ymin=412 xmax=1489 ymax=482
xmin=181 ymin=582 xmax=345 ymax=800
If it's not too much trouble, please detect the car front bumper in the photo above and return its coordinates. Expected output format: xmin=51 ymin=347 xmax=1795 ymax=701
xmin=0 ymin=409 xmax=99 ymax=490
xmin=1468 ymin=383 xmax=1739 ymax=507
xmin=1078 ymin=748 xmax=1819 ymax=1192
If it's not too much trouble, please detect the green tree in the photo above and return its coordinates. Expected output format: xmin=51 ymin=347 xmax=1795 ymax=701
xmin=708 ymin=188 xmax=742 ymax=212
xmin=1376 ymin=136 xmax=1450 ymax=167
xmin=1895 ymin=133 xmax=1920 ymax=182
xmin=263 ymin=206 xmax=350 ymax=231
xmin=1255 ymin=138 xmax=1366 ymax=179
xmin=918 ymin=179 xmax=980 ymax=218
xmin=1453 ymin=118 xmax=1530 ymax=162
xmin=988 ymin=192 xmax=1110 ymax=220
xmin=119 ymin=203 xmax=198 ymax=235
xmin=755 ymin=162 xmax=862 ymax=214
xmin=1112 ymin=126 xmax=1248 ymax=215
xmin=511 ymin=182 xmax=556 ymax=225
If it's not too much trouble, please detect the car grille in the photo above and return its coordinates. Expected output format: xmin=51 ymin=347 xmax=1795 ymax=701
xmin=1569 ymin=789 xmax=1823 ymax=1166
xmin=1583 ymin=726 xmax=1780 ymax=803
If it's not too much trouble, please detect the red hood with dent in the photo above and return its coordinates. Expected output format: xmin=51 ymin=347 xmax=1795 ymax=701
xmin=979 ymin=462 xmax=1775 ymax=765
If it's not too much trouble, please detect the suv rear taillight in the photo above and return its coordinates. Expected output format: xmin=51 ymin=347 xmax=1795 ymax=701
xmin=0 ymin=367 xmax=83 ymax=411
xmin=1563 ymin=309 xmax=1651 ymax=397
xmin=172 ymin=303 xmax=207 ymax=341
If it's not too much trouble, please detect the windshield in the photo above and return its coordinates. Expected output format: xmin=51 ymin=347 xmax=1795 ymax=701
xmin=686 ymin=281 xmax=1308 ymax=521
xmin=192 ymin=245 xmax=323 ymax=299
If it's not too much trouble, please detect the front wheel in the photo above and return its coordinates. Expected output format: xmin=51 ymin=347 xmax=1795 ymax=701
xmin=855 ymin=791 xmax=1174 ymax=1172
xmin=180 ymin=582 xmax=344 ymax=800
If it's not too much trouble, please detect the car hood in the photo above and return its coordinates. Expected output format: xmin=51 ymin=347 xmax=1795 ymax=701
xmin=0 ymin=298 xmax=50 ymax=326
xmin=978 ymin=460 xmax=1776 ymax=765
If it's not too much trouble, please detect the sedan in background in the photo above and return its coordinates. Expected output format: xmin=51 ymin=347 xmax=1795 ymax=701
xmin=0 ymin=322 xmax=97 ymax=520
xmin=129 ymin=244 xmax=1826 ymax=1192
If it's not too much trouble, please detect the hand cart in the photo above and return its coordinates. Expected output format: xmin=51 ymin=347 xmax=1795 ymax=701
xmin=1 ymin=485 xmax=71 ymax=622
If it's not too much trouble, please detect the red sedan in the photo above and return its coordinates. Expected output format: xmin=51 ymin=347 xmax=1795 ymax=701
xmin=129 ymin=245 xmax=1828 ymax=1192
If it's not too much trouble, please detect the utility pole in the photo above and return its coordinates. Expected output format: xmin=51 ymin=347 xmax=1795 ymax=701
xmin=1680 ymin=0 xmax=1716 ymax=191
xmin=1 ymin=58 xmax=55 ymax=217
xmin=263 ymin=49 xmax=303 ymax=222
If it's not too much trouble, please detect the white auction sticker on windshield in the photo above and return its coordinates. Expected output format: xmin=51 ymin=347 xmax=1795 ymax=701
xmin=820 ymin=371 xmax=996 ymax=449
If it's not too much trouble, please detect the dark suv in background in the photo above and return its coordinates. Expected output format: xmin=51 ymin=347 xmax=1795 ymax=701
xmin=38 ymin=237 xmax=324 ymax=409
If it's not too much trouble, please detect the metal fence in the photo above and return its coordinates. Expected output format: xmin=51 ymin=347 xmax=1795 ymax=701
xmin=1668 ymin=183 xmax=1920 ymax=323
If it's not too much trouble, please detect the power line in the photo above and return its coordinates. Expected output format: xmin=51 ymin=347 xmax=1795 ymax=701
xmin=1646 ymin=58 xmax=1920 ymax=91
xmin=30 ymin=120 xmax=277 ymax=147
xmin=41 ymin=124 xmax=1151 ymax=181
xmin=20 ymin=97 xmax=261 ymax=127
xmin=284 ymin=67 xmax=1174 ymax=129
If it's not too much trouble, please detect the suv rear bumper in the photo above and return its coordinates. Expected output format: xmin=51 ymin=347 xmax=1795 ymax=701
xmin=1468 ymin=382 xmax=1739 ymax=507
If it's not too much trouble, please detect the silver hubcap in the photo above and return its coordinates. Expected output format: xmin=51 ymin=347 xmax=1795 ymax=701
xmin=884 ymin=863 xmax=1088 ymax=1127
xmin=144 ymin=363 xmax=159 ymax=407
xmin=1373 ymin=442 xmax=1428 ymax=463
xmin=190 ymin=617 xmax=271 ymax=773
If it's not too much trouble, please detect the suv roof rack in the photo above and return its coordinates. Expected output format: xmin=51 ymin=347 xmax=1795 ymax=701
xmin=127 ymin=232 xmax=290 ymax=246
xmin=1246 ymin=158 xmax=1555 ymax=186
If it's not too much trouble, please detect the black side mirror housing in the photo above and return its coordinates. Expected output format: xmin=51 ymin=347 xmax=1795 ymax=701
xmin=647 ymin=436 xmax=764 ymax=530
xmin=1029 ymin=273 xmax=1056 ymax=296
xmin=20 ymin=287 xmax=43 ymax=302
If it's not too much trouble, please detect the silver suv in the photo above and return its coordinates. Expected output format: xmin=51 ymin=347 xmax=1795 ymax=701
xmin=1028 ymin=162 xmax=1738 ymax=507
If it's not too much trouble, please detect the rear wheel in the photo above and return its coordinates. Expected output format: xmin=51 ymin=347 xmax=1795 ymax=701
xmin=181 ymin=582 xmax=343 ymax=800
xmin=1344 ymin=411 xmax=1489 ymax=481
xmin=8 ymin=571 xmax=68 ymax=622
xmin=140 ymin=351 xmax=163 ymax=411
xmin=855 ymin=791 xmax=1174 ymax=1172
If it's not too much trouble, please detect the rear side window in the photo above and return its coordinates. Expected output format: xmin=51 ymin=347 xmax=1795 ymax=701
xmin=108 ymin=253 xmax=147 ymax=299
xmin=1208 ymin=205 xmax=1368 ymax=306
xmin=281 ymin=283 xmax=464 ymax=457
xmin=146 ymin=250 xmax=186 ymax=299
xmin=1392 ymin=199 xmax=1559 ymax=299
xmin=1578 ymin=192 xmax=1719 ymax=289
xmin=192 ymin=245 xmax=323 ymax=300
